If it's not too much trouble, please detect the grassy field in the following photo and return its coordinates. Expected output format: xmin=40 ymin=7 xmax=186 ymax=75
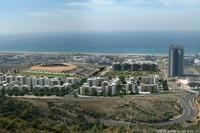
xmin=18 ymin=71 xmax=77 ymax=77
xmin=17 ymin=92 xmax=184 ymax=123
xmin=72 ymin=92 xmax=184 ymax=123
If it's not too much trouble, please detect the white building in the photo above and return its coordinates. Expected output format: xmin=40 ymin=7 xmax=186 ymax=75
xmin=105 ymin=85 xmax=112 ymax=96
xmin=39 ymin=78 xmax=45 ymax=86
xmin=50 ymin=78 xmax=61 ymax=86
xmin=96 ymin=77 xmax=105 ymax=86
xmin=111 ymin=83 xmax=117 ymax=96
xmin=65 ymin=77 xmax=80 ymax=85
xmin=87 ymin=78 xmax=97 ymax=87
xmin=63 ymin=83 xmax=72 ymax=91
xmin=27 ymin=78 xmax=33 ymax=89
xmin=141 ymin=76 xmax=159 ymax=84
xmin=44 ymin=78 xmax=51 ymax=86
xmin=112 ymin=78 xmax=120 ymax=86
xmin=140 ymin=84 xmax=158 ymax=93
xmin=32 ymin=78 xmax=38 ymax=88
xmin=101 ymin=81 xmax=109 ymax=91
xmin=6 ymin=76 xmax=15 ymax=83
xmin=16 ymin=76 xmax=26 ymax=86
xmin=80 ymin=84 xmax=90 ymax=95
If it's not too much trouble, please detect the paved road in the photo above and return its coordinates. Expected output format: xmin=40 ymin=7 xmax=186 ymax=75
xmin=100 ymin=92 xmax=199 ymax=127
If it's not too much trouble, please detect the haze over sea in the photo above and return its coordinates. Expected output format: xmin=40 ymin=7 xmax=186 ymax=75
xmin=0 ymin=32 xmax=199 ymax=54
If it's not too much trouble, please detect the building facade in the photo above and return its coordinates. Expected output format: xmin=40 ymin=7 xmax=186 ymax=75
xmin=168 ymin=44 xmax=184 ymax=77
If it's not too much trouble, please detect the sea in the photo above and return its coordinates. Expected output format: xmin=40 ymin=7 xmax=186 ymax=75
xmin=0 ymin=32 xmax=199 ymax=54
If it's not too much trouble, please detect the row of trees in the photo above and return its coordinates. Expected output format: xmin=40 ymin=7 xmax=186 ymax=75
xmin=0 ymin=86 xmax=71 ymax=97
xmin=33 ymin=86 xmax=70 ymax=96
xmin=0 ymin=86 xmax=28 ymax=96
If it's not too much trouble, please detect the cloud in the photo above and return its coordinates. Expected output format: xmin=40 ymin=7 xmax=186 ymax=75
xmin=26 ymin=0 xmax=200 ymax=18
xmin=62 ymin=0 xmax=116 ymax=10
xmin=61 ymin=0 xmax=164 ymax=9
xmin=22 ymin=0 xmax=200 ymax=32
xmin=60 ymin=0 xmax=200 ymax=9
xmin=26 ymin=0 xmax=117 ymax=17
xmin=158 ymin=0 xmax=200 ymax=8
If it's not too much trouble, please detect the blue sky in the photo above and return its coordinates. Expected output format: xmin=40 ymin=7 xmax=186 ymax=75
xmin=0 ymin=0 xmax=200 ymax=34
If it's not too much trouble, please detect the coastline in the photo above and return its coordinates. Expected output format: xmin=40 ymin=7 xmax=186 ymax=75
xmin=0 ymin=51 xmax=198 ymax=56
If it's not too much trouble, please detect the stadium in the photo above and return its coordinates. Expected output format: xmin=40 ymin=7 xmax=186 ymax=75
xmin=31 ymin=64 xmax=77 ymax=73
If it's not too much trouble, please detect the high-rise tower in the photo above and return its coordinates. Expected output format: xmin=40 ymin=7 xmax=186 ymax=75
xmin=168 ymin=44 xmax=184 ymax=77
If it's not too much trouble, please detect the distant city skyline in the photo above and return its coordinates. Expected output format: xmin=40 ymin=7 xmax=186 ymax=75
xmin=0 ymin=0 xmax=200 ymax=34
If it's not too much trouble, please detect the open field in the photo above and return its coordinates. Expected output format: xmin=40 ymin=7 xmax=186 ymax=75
xmin=16 ymin=92 xmax=185 ymax=123
xmin=73 ymin=93 xmax=184 ymax=123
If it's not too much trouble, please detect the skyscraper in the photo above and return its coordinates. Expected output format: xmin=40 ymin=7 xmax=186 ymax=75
xmin=168 ymin=44 xmax=184 ymax=77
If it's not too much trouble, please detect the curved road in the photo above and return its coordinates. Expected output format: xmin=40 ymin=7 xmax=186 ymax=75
xmin=101 ymin=92 xmax=199 ymax=127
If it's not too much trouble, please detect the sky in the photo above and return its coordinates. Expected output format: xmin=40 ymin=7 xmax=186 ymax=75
xmin=0 ymin=0 xmax=200 ymax=34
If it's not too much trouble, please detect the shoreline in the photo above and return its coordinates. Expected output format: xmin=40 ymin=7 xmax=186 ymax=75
xmin=0 ymin=51 xmax=198 ymax=56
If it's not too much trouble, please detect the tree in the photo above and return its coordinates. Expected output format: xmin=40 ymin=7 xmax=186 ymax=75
xmin=159 ymin=79 xmax=168 ymax=91
xmin=13 ymin=87 xmax=21 ymax=96
xmin=44 ymin=87 xmax=50 ymax=96
xmin=6 ymin=88 xmax=14 ymax=96
xmin=119 ymin=76 xmax=126 ymax=84
xmin=33 ymin=87 xmax=40 ymax=96
xmin=22 ymin=86 xmax=29 ymax=94
xmin=50 ymin=87 xmax=60 ymax=96
xmin=0 ymin=87 xmax=6 ymax=96
xmin=163 ymin=111 xmax=173 ymax=120
xmin=60 ymin=87 xmax=67 ymax=96
xmin=39 ymin=88 xmax=45 ymax=96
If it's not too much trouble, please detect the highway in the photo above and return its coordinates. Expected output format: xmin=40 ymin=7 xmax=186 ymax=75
xmin=100 ymin=92 xmax=199 ymax=127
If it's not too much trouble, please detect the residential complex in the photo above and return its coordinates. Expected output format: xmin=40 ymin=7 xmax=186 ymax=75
xmin=112 ymin=61 xmax=159 ymax=72
xmin=0 ymin=75 xmax=80 ymax=95
xmin=79 ymin=75 xmax=161 ymax=96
